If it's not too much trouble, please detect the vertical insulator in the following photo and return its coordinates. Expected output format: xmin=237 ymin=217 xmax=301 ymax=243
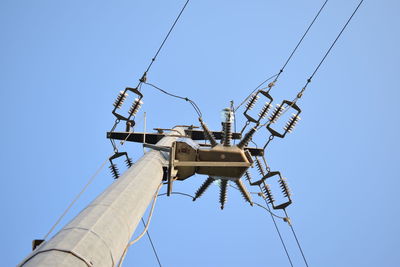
xmin=222 ymin=122 xmax=232 ymax=147
xmin=279 ymin=178 xmax=291 ymax=197
xmin=262 ymin=183 xmax=274 ymax=204
xmin=237 ymin=127 xmax=257 ymax=149
xmin=125 ymin=157 xmax=133 ymax=168
xmin=113 ymin=91 xmax=128 ymax=109
xmin=284 ymin=114 xmax=301 ymax=133
xmin=269 ymin=104 xmax=285 ymax=123
xmin=199 ymin=118 xmax=218 ymax=147
xmin=255 ymin=158 xmax=265 ymax=177
xmin=246 ymin=93 xmax=260 ymax=110
xmin=129 ymin=98 xmax=143 ymax=116
xmin=220 ymin=179 xmax=228 ymax=210
xmin=234 ymin=179 xmax=253 ymax=206
xmin=193 ymin=176 xmax=214 ymax=201
xmin=258 ymin=102 xmax=271 ymax=120
xmin=109 ymin=163 xmax=120 ymax=179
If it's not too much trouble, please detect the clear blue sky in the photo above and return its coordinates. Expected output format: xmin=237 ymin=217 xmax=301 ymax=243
xmin=1 ymin=0 xmax=399 ymax=266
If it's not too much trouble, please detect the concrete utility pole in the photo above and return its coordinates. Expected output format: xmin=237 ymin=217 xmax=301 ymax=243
xmin=19 ymin=127 xmax=185 ymax=267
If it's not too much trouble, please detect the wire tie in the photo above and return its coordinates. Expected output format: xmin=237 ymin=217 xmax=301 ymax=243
xmin=283 ymin=217 xmax=292 ymax=225
xmin=140 ymin=72 xmax=147 ymax=83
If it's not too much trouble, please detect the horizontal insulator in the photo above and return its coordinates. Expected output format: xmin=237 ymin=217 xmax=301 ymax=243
xmin=246 ymin=94 xmax=260 ymax=110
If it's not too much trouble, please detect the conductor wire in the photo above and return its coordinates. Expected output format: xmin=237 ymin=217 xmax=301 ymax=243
xmin=284 ymin=209 xmax=309 ymax=267
xmin=144 ymin=82 xmax=203 ymax=118
xmin=144 ymin=0 xmax=190 ymax=75
xmin=273 ymin=0 xmax=329 ymax=83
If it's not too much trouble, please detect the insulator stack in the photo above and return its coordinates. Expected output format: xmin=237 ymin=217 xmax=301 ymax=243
xmin=269 ymin=104 xmax=285 ymax=123
xmin=258 ymin=102 xmax=272 ymax=120
xmin=113 ymin=91 xmax=128 ymax=109
xmin=284 ymin=114 xmax=301 ymax=133
xmin=244 ymin=171 xmax=253 ymax=183
xmin=237 ymin=127 xmax=257 ymax=149
xmin=262 ymin=183 xmax=274 ymax=204
xmin=222 ymin=122 xmax=232 ymax=147
xmin=220 ymin=179 xmax=228 ymax=210
xmin=199 ymin=118 xmax=218 ymax=147
xmin=255 ymin=158 xmax=265 ymax=177
xmin=279 ymin=178 xmax=291 ymax=197
xmin=193 ymin=176 xmax=214 ymax=201
xmin=109 ymin=163 xmax=120 ymax=179
xmin=125 ymin=157 xmax=133 ymax=168
xmin=129 ymin=98 xmax=143 ymax=116
xmin=246 ymin=93 xmax=260 ymax=110
xmin=234 ymin=179 xmax=253 ymax=206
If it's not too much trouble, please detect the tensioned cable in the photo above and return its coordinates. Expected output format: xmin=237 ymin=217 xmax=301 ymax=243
xmin=141 ymin=218 xmax=162 ymax=267
xmin=293 ymin=0 xmax=365 ymax=101
xmin=143 ymin=0 xmax=190 ymax=75
xmin=258 ymin=0 xmax=365 ymax=130
xmin=274 ymin=0 xmax=329 ymax=83
xmin=284 ymin=209 xmax=309 ymax=267
xmin=234 ymin=0 xmax=328 ymax=112
xmin=144 ymin=82 xmax=203 ymax=118
xmin=258 ymin=185 xmax=294 ymax=267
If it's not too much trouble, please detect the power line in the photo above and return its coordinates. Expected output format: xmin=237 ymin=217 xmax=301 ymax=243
xmin=144 ymin=82 xmax=203 ymax=118
xmin=284 ymin=209 xmax=309 ymax=267
xmin=295 ymin=0 xmax=365 ymax=100
xmin=275 ymin=0 xmax=329 ymax=83
xmin=141 ymin=218 xmax=162 ymax=267
xmin=259 ymin=185 xmax=294 ymax=267
xmin=144 ymin=0 xmax=190 ymax=75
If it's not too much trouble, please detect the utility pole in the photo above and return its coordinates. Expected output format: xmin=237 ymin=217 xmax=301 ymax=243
xmin=18 ymin=127 xmax=185 ymax=267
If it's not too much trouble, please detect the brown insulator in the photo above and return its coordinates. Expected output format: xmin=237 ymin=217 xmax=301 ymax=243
xmin=279 ymin=178 xmax=291 ymax=197
xmin=269 ymin=104 xmax=285 ymax=123
xmin=199 ymin=118 xmax=218 ymax=147
xmin=125 ymin=157 xmax=133 ymax=168
xmin=193 ymin=176 xmax=214 ymax=201
xmin=234 ymin=179 xmax=253 ymax=206
xmin=284 ymin=114 xmax=301 ymax=133
xmin=244 ymin=171 xmax=253 ymax=183
xmin=113 ymin=91 xmax=128 ymax=109
xmin=220 ymin=179 xmax=228 ymax=210
xmin=258 ymin=102 xmax=271 ymax=120
xmin=109 ymin=163 xmax=120 ymax=179
xmin=255 ymin=158 xmax=265 ymax=177
xmin=222 ymin=122 xmax=232 ymax=147
xmin=237 ymin=127 xmax=257 ymax=149
xmin=246 ymin=93 xmax=260 ymax=110
xmin=262 ymin=183 xmax=274 ymax=204
xmin=129 ymin=98 xmax=143 ymax=116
